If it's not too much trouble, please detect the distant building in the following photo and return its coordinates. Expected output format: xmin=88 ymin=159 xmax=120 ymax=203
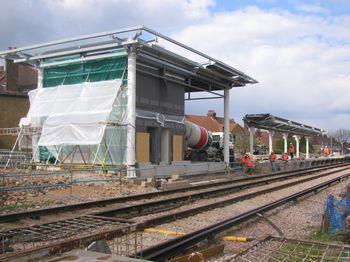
xmin=185 ymin=110 xmax=249 ymax=152
xmin=186 ymin=110 xmax=246 ymax=134
xmin=0 ymin=56 xmax=38 ymax=149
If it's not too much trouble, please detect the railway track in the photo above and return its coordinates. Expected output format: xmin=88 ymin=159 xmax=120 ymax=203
xmin=1 ymin=162 xmax=349 ymax=261
xmin=140 ymin=171 xmax=350 ymax=261
xmin=1 ymin=160 xmax=349 ymax=223
xmin=95 ymin=165 xmax=350 ymax=218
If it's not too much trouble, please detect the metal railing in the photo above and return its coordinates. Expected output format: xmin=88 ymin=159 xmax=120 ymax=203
xmin=0 ymin=150 xmax=32 ymax=169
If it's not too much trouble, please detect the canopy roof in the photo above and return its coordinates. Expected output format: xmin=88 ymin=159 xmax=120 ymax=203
xmin=0 ymin=26 xmax=257 ymax=98
xmin=243 ymin=114 xmax=324 ymax=137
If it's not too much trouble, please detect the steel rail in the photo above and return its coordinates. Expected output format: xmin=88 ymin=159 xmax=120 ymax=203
xmin=2 ymin=164 xmax=347 ymax=240
xmin=0 ymin=161 xmax=348 ymax=223
xmin=1 ymin=163 xmax=349 ymax=261
xmin=140 ymin=172 xmax=350 ymax=261
xmin=138 ymin=166 xmax=350 ymax=228
xmin=95 ymin=164 xmax=350 ymax=218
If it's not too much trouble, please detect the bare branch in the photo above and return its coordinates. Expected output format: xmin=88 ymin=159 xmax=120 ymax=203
xmin=333 ymin=128 xmax=350 ymax=154
xmin=334 ymin=129 xmax=350 ymax=144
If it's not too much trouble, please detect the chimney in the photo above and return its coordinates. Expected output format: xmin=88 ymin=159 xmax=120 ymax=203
xmin=207 ymin=109 xmax=216 ymax=118
xmin=5 ymin=47 xmax=19 ymax=92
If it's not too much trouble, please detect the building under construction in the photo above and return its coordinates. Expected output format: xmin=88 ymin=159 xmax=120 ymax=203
xmin=0 ymin=26 xmax=257 ymax=177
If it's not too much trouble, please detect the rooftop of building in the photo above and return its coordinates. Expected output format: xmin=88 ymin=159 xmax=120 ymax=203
xmin=243 ymin=113 xmax=324 ymax=137
xmin=185 ymin=110 xmax=245 ymax=133
xmin=0 ymin=26 xmax=257 ymax=97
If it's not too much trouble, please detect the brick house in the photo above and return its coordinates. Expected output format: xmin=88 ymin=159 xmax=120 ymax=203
xmin=0 ymin=57 xmax=38 ymax=149
xmin=185 ymin=110 xmax=249 ymax=153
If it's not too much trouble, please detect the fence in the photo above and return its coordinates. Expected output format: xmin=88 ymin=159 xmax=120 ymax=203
xmin=0 ymin=160 xmax=242 ymax=194
xmin=0 ymin=150 xmax=32 ymax=169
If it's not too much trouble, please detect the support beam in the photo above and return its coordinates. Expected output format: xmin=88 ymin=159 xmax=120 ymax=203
xmin=31 ymin=68 xmax=43 ymax=162
xmin=268 ymin=131 xmax=274 ymax=154
xmin=293 ymin=135 xmax=300 ymax=158
xmin=126 ymin=50 xmax=136 ymax=177
xmin=305 ymin=137 xmax=309 ymax=159
xmin=249 ymin=127 xmax=255 ymax=154
xmin=282 ymin=133 xmax=288 ymax=154
xmin=224 ymin=88 xmax=230 ymax=165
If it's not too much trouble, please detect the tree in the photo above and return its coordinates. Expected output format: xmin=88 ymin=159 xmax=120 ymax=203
xmin=334 ymin=129 xmax=350 ymax=155
xmin=234 ymin=133 xmax=249 ymax=153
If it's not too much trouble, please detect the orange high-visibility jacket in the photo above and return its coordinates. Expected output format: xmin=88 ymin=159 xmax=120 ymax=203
xmin=289 ymin=144 xmax=295 ymax=153
xmin=282 ymin=153 xmax=289 ymax=161
xmin=323 ymin=147 xmax=330 ymax=155
xmin=244 ymin=154 xmax=254 ymax=167
xmin=269 ymin=153 xmax=277 ymax=162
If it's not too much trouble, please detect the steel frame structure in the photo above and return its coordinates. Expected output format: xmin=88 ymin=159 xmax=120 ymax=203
xmin=0 ymin=26 xmax=257 ymax=168
xmin=243 ymin=113 xmax=324 ymax=156
xmin=243 ymin=113 xmax=324 ymax=137
xmin=0 ymin=25 xmax=257 ymax=95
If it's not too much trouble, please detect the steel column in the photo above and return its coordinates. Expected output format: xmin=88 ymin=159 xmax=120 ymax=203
xmin=268 ymin=131 xmax=274 ymax=154
xmin=306 ymin=137 xmax=309 ymax=159
xmin=293 ymin=135 xmax=300 ymax=158
xmin=126 ymin=51 xmax=136 ymax=177
xmin=283 ymin=133 xmax=288 ymax=153
xmin=249 ymin=127 xmax=254 ymax=154
xmin=31 ymin=68 xmax=43 ymax=162
xmin=224 ymin=88 xmax=230 ymax=165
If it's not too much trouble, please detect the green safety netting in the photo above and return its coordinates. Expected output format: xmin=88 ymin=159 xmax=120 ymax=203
xmin=43 ymin=55 xmax=127 ymax=87
xmin=39 ymin=146 xmax=56 ymax=163
xmin=35 ymin=53 xmax=128 ymax=166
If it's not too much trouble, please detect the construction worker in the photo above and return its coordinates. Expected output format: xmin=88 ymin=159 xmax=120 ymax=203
xmin=282 ymin=153 xmax=289 ymax=162
xmin=242 ymin=153 xmax=254 ymax=175
xmin=289 ymin=143 xmax=295 ymax=159
xmin=269 ymin=151 xmax=277 ymax=172
xmin=323 ymin=146 xmax=330 ymax=157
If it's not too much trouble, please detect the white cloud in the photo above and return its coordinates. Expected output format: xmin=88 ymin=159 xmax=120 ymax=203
xmin=1 ymin=1 xmax=349 ymax=131
xmin=295 ymin=3 xmax=329 ymax=14
xmin=0 ymin=0 xmax=214 ymax=49
xmin=176 ymin=7 xmax=350 ymax=130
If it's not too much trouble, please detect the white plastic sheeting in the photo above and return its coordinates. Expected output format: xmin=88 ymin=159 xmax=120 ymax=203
xmin=32 ymin=79 xmax=122 ymax=146
xmin=21 ymin=79 xmax=129 ymax=165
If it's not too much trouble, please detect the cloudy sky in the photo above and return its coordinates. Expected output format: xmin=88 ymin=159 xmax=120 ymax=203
xmin=1 ymin=0 xmax=350 ymax=132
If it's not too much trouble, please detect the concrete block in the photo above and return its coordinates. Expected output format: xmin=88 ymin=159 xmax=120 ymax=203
xmin=171 ymin=174 xmax=180 ymax=180
xmin=161 ymin=180 xmax=191 ymax=190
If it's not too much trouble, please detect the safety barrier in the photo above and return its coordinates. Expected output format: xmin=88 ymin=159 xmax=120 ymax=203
xmin=0 ymin=150 xmax=32 ymax=169
xmin=1 ymin=156 xmax=349 ymax=193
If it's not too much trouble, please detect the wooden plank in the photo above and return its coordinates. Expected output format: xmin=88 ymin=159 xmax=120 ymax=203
xmin=173 ymin=135 xmax=183 ymax=161
xmin=136 ymin=132 xmax=150 ymax=163
xmin=174 ymin=244 xmax=225 ymax=262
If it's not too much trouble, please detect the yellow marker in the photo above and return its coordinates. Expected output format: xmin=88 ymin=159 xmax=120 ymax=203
xmin=223 ymin=236 xmax=253 ymax=242
xmin=144 ymin=228 xmax=186 ymax=236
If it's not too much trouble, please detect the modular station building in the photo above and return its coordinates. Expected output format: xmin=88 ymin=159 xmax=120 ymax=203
xmin=0 ymin=26 xmax=257 ymax=177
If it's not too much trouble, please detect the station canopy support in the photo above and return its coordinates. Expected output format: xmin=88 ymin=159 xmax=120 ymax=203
xmin=243 ymin=114 xmax=324 ymax=158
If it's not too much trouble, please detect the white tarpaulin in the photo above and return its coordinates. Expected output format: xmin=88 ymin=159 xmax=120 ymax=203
xmin=23 ymin=79 xmax=122 ymax=147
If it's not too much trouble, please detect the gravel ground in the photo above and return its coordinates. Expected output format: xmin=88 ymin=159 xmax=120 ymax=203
xmin=1 ymin=171 xmax=157 ymax=210
xmin=1 ymin=166 xmax=347 ymax=235
xmin=134 ymin=168 xmax=344 ymax=224
xmin=4 ymin=166 xmax=344 ymax=231
xmin=0 ymin=178 xmax=242 ymax=229
xmin=0 ymin=171 xmax=237 ymax=215
xmin=214 ymin=179 xmax=348 ymax=261
xmin=139 ymin=168 xmax=350 ymax=250
xmin=1 ymin=163 xmax=342 ymax=215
